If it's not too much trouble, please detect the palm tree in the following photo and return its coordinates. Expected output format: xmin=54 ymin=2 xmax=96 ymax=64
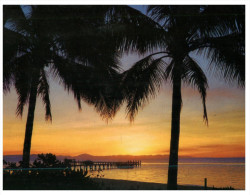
xmin=116 ymin=5 xmax=244 ymax=189
xmin=3 ymin=5 xmax=122 ymax=168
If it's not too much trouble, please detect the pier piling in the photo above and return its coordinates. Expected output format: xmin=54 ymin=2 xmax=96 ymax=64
xmin=69 ymin=160 xmax=141 ymax=170
xmin=204 ymin=178 xmax=207 ymax=189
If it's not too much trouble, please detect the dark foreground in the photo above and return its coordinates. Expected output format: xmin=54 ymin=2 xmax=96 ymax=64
xmin=3 ymin=170 xmax=99 ymax=190
xmin=93 ymin=178 xmax=236 ymax=190
xmin=4 ymin=171 xmax=236 ymax=190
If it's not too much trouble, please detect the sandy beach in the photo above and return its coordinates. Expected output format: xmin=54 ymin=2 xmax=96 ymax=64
xmin=92 ymin=178 xmax=218 ymax=190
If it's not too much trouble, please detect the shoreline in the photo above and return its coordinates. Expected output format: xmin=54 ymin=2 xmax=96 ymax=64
xmin=92 ymin=178 xmax=238 ymax=190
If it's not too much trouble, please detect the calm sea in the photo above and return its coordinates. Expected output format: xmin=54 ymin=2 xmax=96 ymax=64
xmin=88 ymin=162 xmax=245 ymax=189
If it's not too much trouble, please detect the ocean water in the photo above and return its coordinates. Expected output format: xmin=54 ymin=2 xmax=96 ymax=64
xmin=88 ymin=163 xmax=245 ymax=189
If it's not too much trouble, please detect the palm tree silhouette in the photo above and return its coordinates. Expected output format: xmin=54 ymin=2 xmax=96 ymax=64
xmin=3 ymin=5 xmax=121 ymax=168
xmin=118 ymin=5 xmax=244 ymax=189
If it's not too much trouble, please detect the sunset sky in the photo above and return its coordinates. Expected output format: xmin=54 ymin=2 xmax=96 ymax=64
xmin=3 ymin=5 xmax=245 ymax=158
xmin=3 ymin=51 xmax=245 ymax=158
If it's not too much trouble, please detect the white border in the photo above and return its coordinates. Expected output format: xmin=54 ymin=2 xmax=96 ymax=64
xmin=0 ymin=1 xmax=249 ymax=195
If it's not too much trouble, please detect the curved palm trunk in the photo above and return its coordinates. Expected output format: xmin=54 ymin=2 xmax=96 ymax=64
xmin=22 ymin=77 xmax=38 ymax=168
xmin=167 ymin=65 xmax=182 ymax=190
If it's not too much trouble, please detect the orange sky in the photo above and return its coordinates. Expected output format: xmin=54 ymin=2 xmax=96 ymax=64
xmin=3 ymin=54 xmax=245 ymax=158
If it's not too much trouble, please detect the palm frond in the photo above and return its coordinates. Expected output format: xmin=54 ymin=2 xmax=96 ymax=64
xmin=10 ymin=53 xmax=33 ymax=117
xmin=121 ymin=53 xmax=168 ymax=121
xmin=198 ymin=5 xmax=244 ymax=37
xmin=3 ymin=5 xmax=27 ymax=25
xmin=14 ymin=67 xmax=32 ymax=117
xmin=37 ymin=69 xmax=52 ymax=121
xmin=31 ymin=5 xmax=121 ymax=71
xmin=147 ymin=5 xmax=201 ymax=30
xmin=4 ymin=5 xmax=31 ymax=36
xmin=52 ymin=54 xmax=123 ymax=120
xmin=182 ymin=55 xmax=208 ymax=124
xmin=15 ymin=85 xmax=30 ymax=118
xmin=3 ymin=27 xmax=27 ymax=93
xmin=164 ymin=59 xmax=175 ymax=82
xmin=53 ymin=27 xmax=121 ymax=71
xmin=104 ymin=5 xmax=168 ymax=54
xmin=193 ymin=32 xmax=245 ymax=87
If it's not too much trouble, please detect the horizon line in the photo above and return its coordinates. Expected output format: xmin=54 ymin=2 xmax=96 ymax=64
xmin=3 ymin=153 xmax=245 ymax=159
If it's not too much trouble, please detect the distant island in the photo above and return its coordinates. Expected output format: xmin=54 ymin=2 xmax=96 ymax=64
xmin=3 ymin=153 xmax=245 ymax=164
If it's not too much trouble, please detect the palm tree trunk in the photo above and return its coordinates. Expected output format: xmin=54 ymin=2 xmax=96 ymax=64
xmin=167 ymin=65 xmax=182 ymax=190
xmin=22 ymin=77 xmax=38 ymax=168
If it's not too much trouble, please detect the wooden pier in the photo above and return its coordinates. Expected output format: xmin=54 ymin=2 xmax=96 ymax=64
xmin=69 ymin=160 xmax=141 ymax=171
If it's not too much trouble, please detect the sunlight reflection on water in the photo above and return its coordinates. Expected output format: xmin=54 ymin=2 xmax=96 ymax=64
xmin=88 ymin=163 xmax=245 ymax=189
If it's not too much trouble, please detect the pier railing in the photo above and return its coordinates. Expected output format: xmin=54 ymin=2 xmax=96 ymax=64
xmin=3 ymin=160 xmax=142 ymax=172
xmin=69 ymin=160 xmax=142 ymax=171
